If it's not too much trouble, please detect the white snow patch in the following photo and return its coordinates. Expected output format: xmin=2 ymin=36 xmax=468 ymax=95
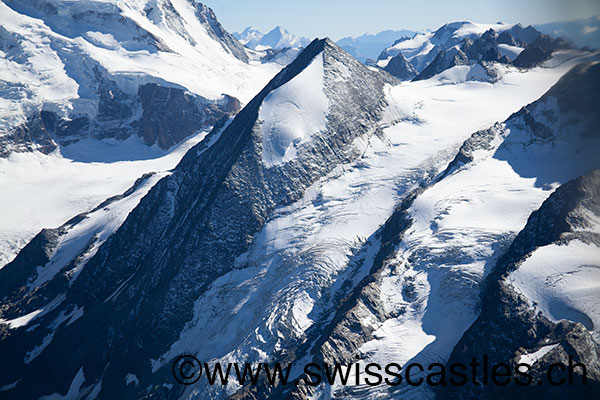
xmin=518 ymin=344 xmax=559 ymax=366
xmin=1 ymin=294 xmax=65 ymax=330
xmin=498 ymin=44 xmax=524 ymax=61
xmin=0 ymin=379 xmax=20 ymax=392
xmin=260 ymin=52 xmax=329 ymax=166
xmin=0 ymin=131 xmax=205 ymax=268
xmin=452 ymin=21 xmax=513 ymax=38
xmin=508 ymin=240 xmax=600 ymax=334
xmin=333 ymin=61 xmax=352 ymax=82
xmin=0 ymin=309 xmax=43 ymax=329
xmin=379 ymin=32 xmax=434 ymax=61
xmin=360 ymin=319 xmax=436 ymax=368
xmin=49 ymin=306 xmax=84 ymax=330
xmin=84 ymin=31 xmax=120 ymax=50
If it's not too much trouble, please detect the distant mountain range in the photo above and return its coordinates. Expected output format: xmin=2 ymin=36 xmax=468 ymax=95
xmin=234 ymin=25 xmax=311 ymax=50
xmin=234 ymin=16 xmax=600 ymax=64
xmin=335 ymin=16 xmax=600 ymax=65
xmin=336 ymin=30 xmax=422 ymax=62
xmin=235 ymin=27 xmax=425 ymax=64
xmin=535 ymin=15 xmax=600 ymax=49
xmin=374 ymin=21 xmax=570 ymax=81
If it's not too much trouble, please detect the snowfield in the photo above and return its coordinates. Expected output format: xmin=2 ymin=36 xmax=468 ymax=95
xmin=0 ymin=132 xmax=205 ymax=268
xmin=260 ymin=52 xmax=329 ymax=166
xmin=508 ymin=240 xmax=600 ymax=340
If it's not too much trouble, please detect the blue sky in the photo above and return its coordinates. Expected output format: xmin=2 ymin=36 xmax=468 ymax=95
xmin=200 ymin=0 xmax=600 ymax=40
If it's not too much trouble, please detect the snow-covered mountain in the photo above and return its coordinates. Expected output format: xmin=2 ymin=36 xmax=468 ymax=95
xmin=336 ymin=29 xmax=421 ymax=63
xmin=1 ymin=11 xmax=599 ymax=396
xmin=233 ymin=26 xmax=264 ymax=46
xmin=1 ymin=2 xmax=599 ymax=399
xmin=375 ymin=21 xmax=570 ymax=81
xmin=0 ymin=37 xmax=396 ymax=399
xmin=444 ymin=169 xmax=600 ymax=399
xmin=0 ymin=0 xmax=282 ymax=156
xmin=266 ymin=55 xmax=600 ymax=400
xmin=234 ymin=25 xmax=311 ymax=50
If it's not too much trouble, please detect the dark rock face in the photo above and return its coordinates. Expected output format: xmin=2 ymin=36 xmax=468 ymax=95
xmin=463 ymin=29 xmax=497 ymax=59
xmin=0 ymin=81 xmax=240 ymax=156
xmin=0 ymin=38 xmax=397 ymax=399
xmin=497 ymin=30 xmax=519 ymax=46
xmin=0 ymin=228 xmax=64 ymax=313
xmin=503 ymin=61 xmax=600 ymax=150
xmin=512 ymin=45 xmax=553 ymax=68
xmin=544 ymin=62 xmax=600 ymax=117
xmin=0 ymin=173 xmax=156 ymax=333
xmin=364 ymin=58 xmax=378 ymax=67
xmin=508 ymin=24 xmax=543 ymax=46
xmin=138 ymin=83 xmax=240 ymax=148
xmin=461 ymin=29 xmax=515 ymax=63
xmin=530 ymin=34 xmax=571 ymax=52
xmin=384 ymin=52 xmax=417 ymax=80
xmin=414 ymin=47 xmax=469 ymax=80
xmin=437 ymin=122 xmax=505 ymax=179
xmin=440 ymin=170 xmax=600 ymax=400
xmin=512 ymin=34 xmax=571 ymax=69
xmin=0 ymin=112 xmax=57 ymax=157
xmin=413 ymin=26 xmax=543 ymax=81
